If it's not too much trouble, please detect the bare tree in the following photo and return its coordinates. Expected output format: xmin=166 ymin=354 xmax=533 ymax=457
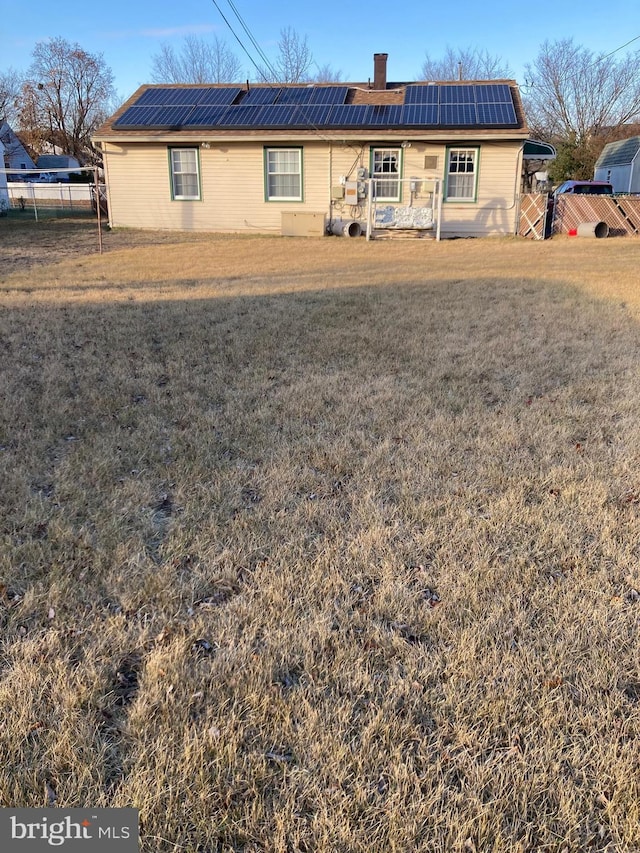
xmin=524 ymin=39 xmax=640 ymax=180
xmin=420 ymin=46 xmax=512 ymax=81
xmin=22 ymin=37 xmax=115 ymax=164
xmin=0 ymin=67 xmax=23 ymax=125
xmin=525 ymin=39 xmax=640 ymax=141
xmin=257 ymin=27 xmax=314 ymax=83
xmin=310 ymin=63 xmax=344 ymax=83
xmin=150 ymin=35 xmax=242 ymax=84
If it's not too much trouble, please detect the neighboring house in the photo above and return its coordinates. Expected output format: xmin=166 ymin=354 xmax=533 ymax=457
xmin=93 ymin=53 xmax=531 ymax=237
xmin=36 ymin=154 xmax=82 ymax=181
xmin=0 ymin=141 xmax=9 ymax=213
xmin=0 ymin=122 xmax=36 ymax=178
xmin=594 ymin=137 xmax=640 ymax=194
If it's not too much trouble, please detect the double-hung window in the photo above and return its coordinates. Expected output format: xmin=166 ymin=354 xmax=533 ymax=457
xmin=265 ymin=148 xmax=302 ymax=201
xmin=170 ymin=148 xmax=200 ymax=200
xmin=446 ymin=148 xmax=478 ymax=201
xmin=371 ymin=147 xmax=401 ymax=201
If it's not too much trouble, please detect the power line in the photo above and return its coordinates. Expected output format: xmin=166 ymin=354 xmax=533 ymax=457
xmin=523 ymin=35 xmax=640 ymax=89
xmin=209 ymin=0 xmax=273 ymax=81
xmin=207 ymin=0 xmax=338 ymax=143
xmin=224 ymin=0 xmax=277 ymax=80
xmin=599 ymin=35 xmax=640 ymax=61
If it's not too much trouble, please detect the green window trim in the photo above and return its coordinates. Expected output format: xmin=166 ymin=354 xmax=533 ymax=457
xmin=369 ymin=146 xmax=403 ymax=202
xmin=264 ymin=147 xmax=303 ymax=202
xmin=444 ymin=146 xmax=480 ymax=203
xmin=169 ymin=147 xmax=202 ymax=201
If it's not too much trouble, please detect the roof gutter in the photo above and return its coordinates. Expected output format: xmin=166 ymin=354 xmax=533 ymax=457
xmin=94 ymin=130 xmax=529 ymax=146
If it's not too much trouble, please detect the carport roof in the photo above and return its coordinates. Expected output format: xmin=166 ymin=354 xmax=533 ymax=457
xmin=523 ymin=139 xmax=556 ymax=159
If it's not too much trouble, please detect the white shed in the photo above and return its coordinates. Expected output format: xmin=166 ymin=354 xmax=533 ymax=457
xmin=594 ymin=136 xmax=640 ymax=194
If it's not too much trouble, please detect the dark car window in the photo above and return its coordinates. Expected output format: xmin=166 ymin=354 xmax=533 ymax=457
xmin=574 ymin=184 xmax=613 ymax=195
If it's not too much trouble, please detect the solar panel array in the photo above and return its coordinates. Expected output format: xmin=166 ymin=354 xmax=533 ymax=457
xmin=114 ymin=83 xmax=518 ymax=129
xmin=403 ymin=83 xmax=517 ymax=126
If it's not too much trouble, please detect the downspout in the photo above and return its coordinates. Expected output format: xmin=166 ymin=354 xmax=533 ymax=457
xmin=97 ymin=141 xmax=114 ymax=228
xmin=328 ymin=141 xmax=333 ymax=234
xmin=514 ymin=142 xmax=524 ymax=235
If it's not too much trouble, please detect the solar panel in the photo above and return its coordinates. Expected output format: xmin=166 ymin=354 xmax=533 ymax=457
xmin=151 ymin=105 xmax=199 ymax=126
xmin=440 ymin=103 xmax=478 ymax=125
xmin=114 ymin=106 xmax=161 ymax=127
xmin=439 ymin=85 xmax=476 ymax=104
xmin=278 ymin=87 xmax=316 ymax=105
xmin=196 ymin=87 xmax=243 ymax=105
xmin=404 ymin=85 xmax=440 ymax=105
xmin=241 ymin=87 xmax=281 ymax=105
xmin=182 ymin=105 xmax=232 ymax=127
xmin=476 ymin=102 xmax=518 ymax=125
xmin=308 ymin=86 xmax=349 ymax=104
xmin=298 ymin=104 xmax=335 ymax=125
xmin=328 ymin=105 xmax=374 ymax=126
xmin=401 ymin=104 xmax=439 ymax=125
xmin=114 ymin=105 xmax=197 ymax=127
xmin=133 ymin=86 xmax=241 ymax=108
xmin=257 ymin=104 xmax=310 ymax=125
xmin=212 ymin=105 xmax=265 ymax=126
xmin=136 ymin=88 xmax=202 ymax=106
xmin=475 ymin=84 xmax=513 ymax=103
xmin=368 ymin=105 xmax=404 ymax=126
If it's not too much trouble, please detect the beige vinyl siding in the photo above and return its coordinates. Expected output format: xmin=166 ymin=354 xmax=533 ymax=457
xmin=102 ymin=137 xmax=523 ymax=236
xmin=441 ymin=141 xmax=522 ymax=235
xmin=326 ymin=141 xmax=522 ymax=237
xmin=104 ymin=141 xmax=332 ymax=232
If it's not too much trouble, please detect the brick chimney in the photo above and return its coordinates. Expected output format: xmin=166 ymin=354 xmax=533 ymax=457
xmin=374 ymin=53 xmax=388 ymax=90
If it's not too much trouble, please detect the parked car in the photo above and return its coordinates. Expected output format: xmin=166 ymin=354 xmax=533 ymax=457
xmin=545 ymin=180 xmax=614 ymax=237
xmin=553 ymin=180 xmax=613 ymax=197
xmin=23 ymin=172 xmax=57 ymax=182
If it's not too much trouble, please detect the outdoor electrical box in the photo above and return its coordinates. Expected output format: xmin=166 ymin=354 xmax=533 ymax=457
xmin=344 ymin=181 xmax=359 ymax=205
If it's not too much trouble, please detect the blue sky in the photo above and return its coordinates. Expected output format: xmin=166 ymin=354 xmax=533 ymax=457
xmin=2 ymin=0 xmax=640 ymax=103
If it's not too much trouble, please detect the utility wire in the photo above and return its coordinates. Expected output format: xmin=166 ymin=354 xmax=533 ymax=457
xmin=208 ymin=0 xmax=339 ymax=143
xmin=598 ymin=35 xmax=640 ymax=61
xmin=224 ymin=0 xmax=277 ymax=80
xmin=209 ymin=0 xmax=274 ymax=81
xmin=521 ymin=34 xmax=640 ymax=90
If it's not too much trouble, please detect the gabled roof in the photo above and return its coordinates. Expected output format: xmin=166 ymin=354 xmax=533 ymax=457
xmin=595 ymin=136 xmax=640 ymax=168
xmin=0 ymin=122 xmax=36 ymax=170
xmin=95 ymin=80 xmax=528 ymax=142
xmin=37 ymin=154 xmax=81 ymax=169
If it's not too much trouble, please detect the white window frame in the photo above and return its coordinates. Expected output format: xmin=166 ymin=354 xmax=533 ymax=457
xmin=445 ymin=147 xmax=479 ymax=202
xmin=169 ymin=147 xmax=201 ymax=201
xmin=371 ymin=147 xmax=402 ymax=202
xmin=265 ymin=148 xmax=303 ymax=201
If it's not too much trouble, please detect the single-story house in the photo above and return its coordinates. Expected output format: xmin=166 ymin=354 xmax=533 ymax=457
xmin=0 ymin=122 xmax=36 ymax=178
xmin=594 ymin=136 xmax=640 ymax=194
xmin=93 ymin=53 xmax=531 ymax=238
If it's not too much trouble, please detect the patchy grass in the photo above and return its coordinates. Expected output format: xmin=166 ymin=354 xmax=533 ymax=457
xmin=2 ymin=219 xmax=640 ymax=851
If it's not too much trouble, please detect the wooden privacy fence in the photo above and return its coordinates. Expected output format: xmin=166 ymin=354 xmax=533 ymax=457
xmin=519 ymin=193 xmax=640 ymax=238
xmin=518 ymin=193 xmax=548 ymax=239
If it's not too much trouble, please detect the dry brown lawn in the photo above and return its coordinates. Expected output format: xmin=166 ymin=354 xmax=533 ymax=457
xmin=2 ymin=218 xmax=640 ymax=852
